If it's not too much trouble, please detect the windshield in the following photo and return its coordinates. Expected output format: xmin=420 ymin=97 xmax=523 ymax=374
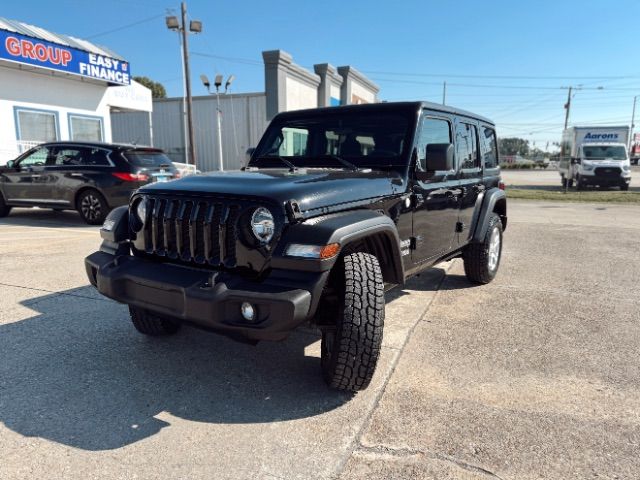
xmin=583 ymin=145 xmax=627 ymax=160
xmin=125 ymin=150 xmax=173 ymax=168
xmin=251 ymin=112 xmax=413 ymax=169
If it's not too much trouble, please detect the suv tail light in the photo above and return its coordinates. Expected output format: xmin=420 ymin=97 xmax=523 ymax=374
xmin=112 ymin=172 xmax=149 ymax=182
xmin=498 ymin=181 xmax=505 ymax=190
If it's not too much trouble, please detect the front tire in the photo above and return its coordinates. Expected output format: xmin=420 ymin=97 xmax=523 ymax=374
xmin=129 ymin=306 xmax=181 ymax=336
xmin=621 ymin=183 xmax=630 ymax=191
xmin=0 ymin=194 xmax=11 ymax=218
xmin=320 ymin=252 xmax=385 ymax=392
xmin=463 ymin=213 xmax=503 ymax=284
xmin=77 ymin=189 xmax=109 ymax=225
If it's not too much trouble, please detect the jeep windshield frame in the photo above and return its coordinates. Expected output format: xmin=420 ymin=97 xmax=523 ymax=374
xmin=250 ymin=110 xmax=415 ymax=170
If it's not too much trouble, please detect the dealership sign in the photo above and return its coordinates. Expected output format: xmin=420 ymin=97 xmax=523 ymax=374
xmin=0 ymin=29 xmax=130 ymax=85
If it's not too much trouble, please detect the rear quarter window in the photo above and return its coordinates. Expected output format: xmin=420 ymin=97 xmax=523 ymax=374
xmin=124 ymin=151 xmax=173 ymax=167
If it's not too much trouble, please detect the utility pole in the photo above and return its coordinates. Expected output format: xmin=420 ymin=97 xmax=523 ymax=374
xmin=442 ymin=81 xmax=446 ymax=105
xmin=563 ymin=86 xmax=572 ymax=130
xmin=180 ymin=2 xmax=196 ymax=166
xmin=166 ymin=4 xmax=202 ymax=167
xmin=629 ymin=95 xmax=637 ymax=152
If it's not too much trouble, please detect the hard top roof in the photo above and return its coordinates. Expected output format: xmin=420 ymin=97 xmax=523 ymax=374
xmin=274 ymin=101 xmax=495 ymax=126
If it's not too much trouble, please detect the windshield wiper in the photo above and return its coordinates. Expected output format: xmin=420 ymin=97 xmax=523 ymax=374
xmin=255 ymin=155 xmax=298 ymax=172
xmin=324 ymin=154 xmax=358 ymax=171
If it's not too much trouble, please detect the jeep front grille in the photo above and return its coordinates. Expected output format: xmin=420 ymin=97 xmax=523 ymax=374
xmin=139 ymin=196 xmax=243 ymax=268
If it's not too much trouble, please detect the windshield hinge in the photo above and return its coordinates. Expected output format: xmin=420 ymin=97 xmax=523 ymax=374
xmin=285 ymin=199 xmax=304 ymax=223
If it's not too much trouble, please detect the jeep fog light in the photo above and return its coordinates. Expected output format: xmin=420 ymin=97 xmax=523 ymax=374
xmin=285 ymin=243 xmax=340 ymax=259
xmin=241 ymin=302 xmax=256 ymax=322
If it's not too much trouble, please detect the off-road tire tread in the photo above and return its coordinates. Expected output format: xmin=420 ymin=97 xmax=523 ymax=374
xmin=323 ymin=252 xmax=385 ymax=392
xmin=129 ymin=306 xmax=181 ymax=336
xmin=463 ymin=213 xmax=502 ymax=285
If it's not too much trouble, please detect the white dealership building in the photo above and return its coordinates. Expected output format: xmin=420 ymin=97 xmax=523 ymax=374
xmin=0 ymin=17 xmax=152 ymax=164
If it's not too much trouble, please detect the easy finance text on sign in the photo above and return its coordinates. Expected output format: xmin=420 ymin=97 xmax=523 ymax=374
xmin=0 ymin=29 xmax=130 ymax=85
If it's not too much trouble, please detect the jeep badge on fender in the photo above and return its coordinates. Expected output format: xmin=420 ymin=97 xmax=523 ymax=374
xmin=85 ymin=102 xmax=507 ymax=392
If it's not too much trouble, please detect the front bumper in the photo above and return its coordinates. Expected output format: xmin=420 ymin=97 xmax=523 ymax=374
xmin=85 ymin=251 xmax=325 ymax=341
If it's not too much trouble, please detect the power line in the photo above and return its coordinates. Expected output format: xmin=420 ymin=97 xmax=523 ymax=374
xmin=85 ymin=13 xmax=166 ymax=40
xmin=360 ymin=70 xmax=640 ymax=81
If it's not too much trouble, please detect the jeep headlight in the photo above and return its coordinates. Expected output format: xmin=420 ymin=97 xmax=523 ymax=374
xmin=251 ymin=207 xmax=275 ymax=243
xmin=134 ymin=196 xmax=147 ymax=224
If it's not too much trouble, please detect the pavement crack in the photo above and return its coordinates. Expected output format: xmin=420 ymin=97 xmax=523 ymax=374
xmin=356 ymin=444 xmax=506 ymax=480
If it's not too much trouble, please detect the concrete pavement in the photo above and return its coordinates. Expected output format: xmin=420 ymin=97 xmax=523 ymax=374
xmin=1 ymin=202 xmax=639 ymax=479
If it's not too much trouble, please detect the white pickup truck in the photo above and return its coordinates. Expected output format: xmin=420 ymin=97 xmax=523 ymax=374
xmin=558 ymin=126 xmax=631 ymax=190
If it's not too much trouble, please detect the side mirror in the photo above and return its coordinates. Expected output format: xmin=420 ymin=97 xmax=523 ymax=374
xmin=425 ymin=143 xmax=454 ymax=171
xmin=5 ymin=160 xmax=15 ymax=169
xmin=246 ymin=147 xmax=256 ymax=157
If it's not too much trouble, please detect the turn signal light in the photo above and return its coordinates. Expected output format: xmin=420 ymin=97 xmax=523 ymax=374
xmin=112 ymin=172 xmax=150 ymax=182
xmin=320 ymin=243 xmax=340 ymax=259
xmin=285 ymin=243 xmax=341 ymax=259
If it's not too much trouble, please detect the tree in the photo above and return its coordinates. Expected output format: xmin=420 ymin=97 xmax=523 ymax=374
xmin=133 ymin=76 xmax=167 ymax=99
xmin=498 ymin=137 xmax=530 ymax=157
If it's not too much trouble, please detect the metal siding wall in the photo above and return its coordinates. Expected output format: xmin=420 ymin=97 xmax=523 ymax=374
xmin=110 ymin=112 xmax=152 ymax=146
xmin=146 ymin=94 xmax=267 ymax=171
xmin=152 ymin=100 xmax=188 ymax=164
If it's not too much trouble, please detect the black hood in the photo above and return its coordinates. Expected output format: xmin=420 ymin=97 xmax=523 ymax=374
xmin=139 ymin=168 xmax=406 ymax=215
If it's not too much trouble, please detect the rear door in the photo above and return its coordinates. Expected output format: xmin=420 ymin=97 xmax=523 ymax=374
xmin=454 ymin=119 xmax=483 ymax=246
xmin=411 ymin=113 xmax=460 ymax=264
xmin=1 ymin=146 xmax=54 ymax=204
xmin=47 ymin=145 xmax=113 ymax=205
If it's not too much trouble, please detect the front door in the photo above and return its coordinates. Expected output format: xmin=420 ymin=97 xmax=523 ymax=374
xmin=2 ymin=146 xmax=53 ymax=204
xmin=411 ymin=113 xmax=460 ymax=264
xmin=454 ymin=120 xmax=483 ymax=246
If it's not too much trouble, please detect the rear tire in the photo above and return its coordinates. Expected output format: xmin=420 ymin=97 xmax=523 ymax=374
xmin=77 ymin=189 xmax=109 ymax=225
xmin=463 ymin=213 xmax=503 ymax=285
xmin=320 ymin=252 xmax=385 ymax=392
xmin=0 ymin=194 xmax=11 ymax=218
xmin=129 ymin=306 xmax=181 ymax=336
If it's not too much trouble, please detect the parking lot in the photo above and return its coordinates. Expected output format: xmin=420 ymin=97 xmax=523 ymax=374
xmin=1 ymin=200 xmax=640 ymax=479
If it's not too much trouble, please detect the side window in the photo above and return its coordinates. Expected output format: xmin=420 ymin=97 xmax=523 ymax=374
xmin=456 ymin=122 xmax=479 ymax=170
xmin=53 ymin=147 xmax=111 ymax=166
xmin=416 ymin=116 xmax=452 ymax=171
xmin=53 ymin=148 xmax=85 ymax=166
xmin=17 ymin=147 xmax=50 ymax=167
xmin=480 ymin=127 xmax=498 ymax=169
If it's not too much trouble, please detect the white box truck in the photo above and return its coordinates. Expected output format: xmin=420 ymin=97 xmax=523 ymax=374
xmin=558 ymin=126 xmax=631 ymax=190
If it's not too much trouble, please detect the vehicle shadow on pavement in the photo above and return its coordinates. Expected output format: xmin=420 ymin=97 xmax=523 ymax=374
xmin=0 ymin=208 xmax=95 ymax=228
xmin=0 ymin=286 xmax=353 ymax=451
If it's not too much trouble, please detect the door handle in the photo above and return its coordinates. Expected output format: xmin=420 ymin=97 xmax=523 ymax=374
xmin=69 ymin=173 xmax=84 ymax=177
xmin=447 ymin=188 xmax=463 ymax=197
xmin=31 ymin=174 xmax=42 ymax=179
xmin=474 ymin=184 xmax=486 ymax=193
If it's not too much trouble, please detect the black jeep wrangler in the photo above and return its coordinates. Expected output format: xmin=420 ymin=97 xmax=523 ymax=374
xmin=85 ymin=102 xmax=506 ymax=392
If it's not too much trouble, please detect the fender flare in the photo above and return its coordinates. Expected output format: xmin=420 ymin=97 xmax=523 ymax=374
xmin=471 ymin=188 xmax=507 ymax=243
xmin=271 ymin=209 xmax=405 ymax=284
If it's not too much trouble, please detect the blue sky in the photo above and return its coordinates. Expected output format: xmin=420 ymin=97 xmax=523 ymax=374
xmin=4 ymin=0 xmax=640 ymax=150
